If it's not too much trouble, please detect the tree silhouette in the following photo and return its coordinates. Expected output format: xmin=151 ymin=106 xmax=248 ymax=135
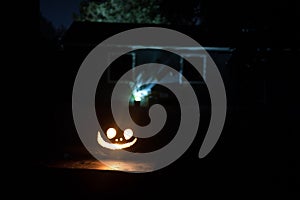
xmin=73 ymin=0 xmax=169 ymax=24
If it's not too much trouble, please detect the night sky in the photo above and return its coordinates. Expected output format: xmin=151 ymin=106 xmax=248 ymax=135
xmin=40 ymin=0 xmax=298 ymax=31
xmin=40 ymin=0 xmax=82 ymax=28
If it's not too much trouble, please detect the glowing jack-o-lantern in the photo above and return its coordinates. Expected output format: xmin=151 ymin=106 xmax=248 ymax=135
xmin=97 ymin=128 xmax=137 ymax=150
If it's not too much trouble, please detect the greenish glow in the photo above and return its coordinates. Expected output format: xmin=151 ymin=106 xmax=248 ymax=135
xmin=133 ymin=89 xmax=148 ymax=102
xmin=130 ymin=88 xmax=151 ymax=106
xmin=134 ymin=96 xmax=142 ymax=102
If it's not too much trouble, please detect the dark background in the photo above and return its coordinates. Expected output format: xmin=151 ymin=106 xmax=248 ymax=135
xmin=36 ymin=0 xmax=299 ymax=198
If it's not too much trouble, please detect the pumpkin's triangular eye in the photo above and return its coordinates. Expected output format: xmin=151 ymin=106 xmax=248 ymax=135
xmin=123 ymin=129 xmax=133 ymax=140
xmin=106 ymin=128 xmax=116 ymax=139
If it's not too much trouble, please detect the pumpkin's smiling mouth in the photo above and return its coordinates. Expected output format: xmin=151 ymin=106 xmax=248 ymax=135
xmin=97 ymin=130 xmax=137 ymax=150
